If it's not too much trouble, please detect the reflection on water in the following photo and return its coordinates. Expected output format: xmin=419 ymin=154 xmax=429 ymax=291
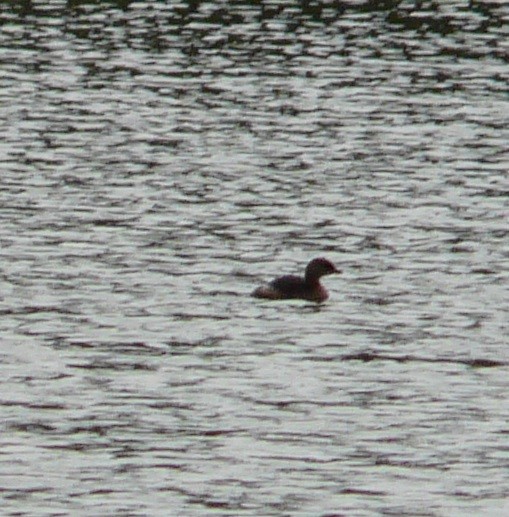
xmin=1 ymin=1 xmax=508 ymax=515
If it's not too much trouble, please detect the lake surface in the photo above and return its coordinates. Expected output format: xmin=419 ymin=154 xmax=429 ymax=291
xmin=1 ymin=1 xmax=508 ymax=515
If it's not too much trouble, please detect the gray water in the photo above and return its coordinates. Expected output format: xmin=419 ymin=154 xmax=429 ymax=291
xmin=1 ymin=1 xmax=508 ymax=515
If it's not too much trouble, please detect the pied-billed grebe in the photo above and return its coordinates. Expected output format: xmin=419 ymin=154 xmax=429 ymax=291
xmin=252 ymin=257 xmax=340 ymax=303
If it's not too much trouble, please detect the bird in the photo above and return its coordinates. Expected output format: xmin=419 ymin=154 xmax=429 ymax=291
xmin=251 ymin=257 xmax=340 ymax=303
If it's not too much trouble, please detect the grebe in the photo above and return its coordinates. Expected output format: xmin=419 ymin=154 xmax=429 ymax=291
xmin=252 ymin=257 xmax=340 ymax=303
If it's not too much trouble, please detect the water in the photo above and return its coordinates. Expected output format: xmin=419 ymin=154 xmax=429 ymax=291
xmin=1 ymin=1 xmax=508 ymax=515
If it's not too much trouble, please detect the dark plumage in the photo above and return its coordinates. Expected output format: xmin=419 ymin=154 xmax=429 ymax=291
xmin=252 ymin=257 xmax=340 ymax=303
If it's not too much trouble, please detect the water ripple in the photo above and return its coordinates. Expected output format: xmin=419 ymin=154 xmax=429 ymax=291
xmin=0 ymin=1 xmax=508 ymax=515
